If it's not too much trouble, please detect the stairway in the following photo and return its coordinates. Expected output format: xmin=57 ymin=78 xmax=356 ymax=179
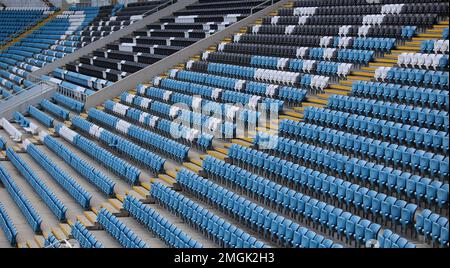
xmin=0 ymin=9 xmax=63 ymax=51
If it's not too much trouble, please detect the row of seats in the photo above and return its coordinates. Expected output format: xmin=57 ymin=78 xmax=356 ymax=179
xmin=227 ymin=144 xmax=420 ymax=232
xmin=41 ymin=132 xmax=116 ymax=196
xmin=378 ymin=229 xmax=416 ymax=248
xmin=420 ymin=39 xmax=449 ymax=54
xmin=40 ymin=99 xmax=70 ymax=120
xmin=96 ymin=208 xmax=149 ymax=248
xmin=87 ymin=108 xmax=189 ymax=162
xmin=351 ymin=81 xmax=449 ymax=111
xmin=233 ymin=33 xmax=396 ymax=53
xmin=161 ymin=74 xmax=281 ymax=111
xmin=104 ymin=100 xmax=214 ymax=150
xmin=0 ymin=202 xmax=18 ymax=246
xmin=25 ymin=140 xmax=92 ymax=209
xmin=177 ymin=168 xmax=344 ymax=248
xmin=374 ymin=67 xmax=449 ymax=88
xmin=0 ymin=136 xmax=5 ymax=150
xmin=55 ymin=123 xmax=142 ymax=185
xmin=0 ymin=162 xmax=42 ymax=233
xmin=154 ymin=78 xmax=270 ymax=119
xmin=28 ymin=106 xmax=54 ymax=128
xmin=6 ymin=147 xmax=67 ymax=221
xmin=264 ymin=14 xmax=438 ymax=27
xmin=174 ymin=69 xmax=307 ymax=104
xmin=150 ymin=182 xmax=267 ymax=248
xmin=203 ymin=51 xmax=354 ymax=78
xmin=120 ymin=91 xmax=238 ymax=141
xmin=416 ymin=209 xmax=448 ymax=247
xmin=201 ymin=156 xmax=390 ymax=245
xmin=250 ymin=24 xmax=416 ymax=39
xmin=291 ymin=0 xmax=446 ymax=7
xmin=327 ymin=94 xmax=449 ymax=131
xmin=52 ymin=93 xmax=85 ymax=113
xmin=71 ymin=221 xmax=104 ymax=248
xmin=44 ymin=233 xmax=60 ymax=248
xmin=303 ymin=108 xmax=449 ymax=180
xmin=284 ymin=2 xmax=449 ymax=15
xmin=397 ymin=53 xmax=448 ymax=70
xmin=300 ymin=108 xmax=449 ymax=157
xmin=72 ymin=115 xmax=167 ymax=174
xmin=273 ymin=120 xmax=447 ymax=181
xmin=124 ymin=195 xmax=203 ymax=248
xmin=280 ymin=120 xmax=448 ymax=207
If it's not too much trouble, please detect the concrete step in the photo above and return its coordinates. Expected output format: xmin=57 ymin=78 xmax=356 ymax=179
xmin=84 ymin=211 xmax=100 ymax=224
xmin=182 ymin=162 xmax=202 ymax=174
xmin=352 ymin=71 xmax=374 ymax=77
xmin=51 ymin=227 xmax=67 ymax=241
xmin=230 ymin=138 xmax=252 ymax=147
xmin=347 ymin=75 xmax=372 ymax=81
xmin=374 ymin=58 xmax=398 ymax=64
xmin=369 ymin=62 xmax=395 ymax=67
xmin=26 ymin=239 xmax=40 ymax=248
xmin=59 ymin=223 xmax=73 ymax=238
xmin=158 ymin=174 xmax=176 ymax=184
xmin=283 ymin=110 xmax=303 ymax=118
xmin=329 ymin=84 xmax=352 ymax=91
xmin=76 ymin=215 xmax=97 ymax=230
xmin=108 ymin=199 xmax=125 ymax=212
xmin=33 ymin=235 xmax=46 ymax=248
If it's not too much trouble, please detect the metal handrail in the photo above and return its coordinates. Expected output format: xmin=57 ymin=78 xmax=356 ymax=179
xmin=44 ymin=239 xmax=79 ymax=248
xmin=250 ymin=0 xmax=275 ymax=14
xmin=142 ymin=0 xmax=174 ymax=17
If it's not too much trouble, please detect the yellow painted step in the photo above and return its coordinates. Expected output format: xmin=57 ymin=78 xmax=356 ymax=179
xmin=308 ymin=97 xmax=328 ymax=105
xmin=206 ymin=150 xmax=227 ymax=160
xmin=83 ymin=211 xmax=98 ymax=224
xmin=396 ymin=45 xmax=420 ymax=51
xmin=191 ymin=158 xmax=203 ymax=167
xmin=374 ymin=58 xmax=397 ymax=64
xmin=352 ymin=71 xmax=374 ymax=77
xmin=418 ymin=33 xmax=443 ymax=38
xmin=369 ymin=62 xmax=395 ymax=67
xmin=141 ymin=182 xmax=151 ymax=190
xmin=281 ymin=110 xmax=302 ymax=118
xmin=347 ymin=75 xmax=372 ymax=81
xmin=76 ymin=215 xmax=94 ymax=228
xmin=26 ymin=240 xmax=39 ymax=248
xmin=361 ymin=67 xmax=377 ymax=72
xmin=280 ymin=115 xmax=302 ymax=121
xmin=302 ymin=102 xmax=324 ymax=108
xmin=116 ymin=194 xmax=125 ymax=202
xmin=108 ymin=199 xmax=123 ymax=211
xmin=384 ymin=54 xmax=400 ymax=59
xmin=59 ymin=224 xmax=72 ymax=238
xmin=166 ymin=170 xmax=178 ymax=179
xmin=158 ymin=174 xmax=176 ymax=185
xmin=329 ymin=84 xmax=352 ymax=91
xmin=216 ymin=147 xmax=228 ymax=155
xmin=183 ymin=162 xmax=202 ymax=173
xmin=34 ymin=236 xmax=45 ymax=248
xmin=51 ymin=227 xmax=67 ymax=241
xmin=230 ymin=139 xmax=252 ymax=147
xmin=132 ymin=186 xmax=149 ymax=198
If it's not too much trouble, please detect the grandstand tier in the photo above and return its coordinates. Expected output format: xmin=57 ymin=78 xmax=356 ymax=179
xmin=0 ymin=0 xmax=448 ymax=249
